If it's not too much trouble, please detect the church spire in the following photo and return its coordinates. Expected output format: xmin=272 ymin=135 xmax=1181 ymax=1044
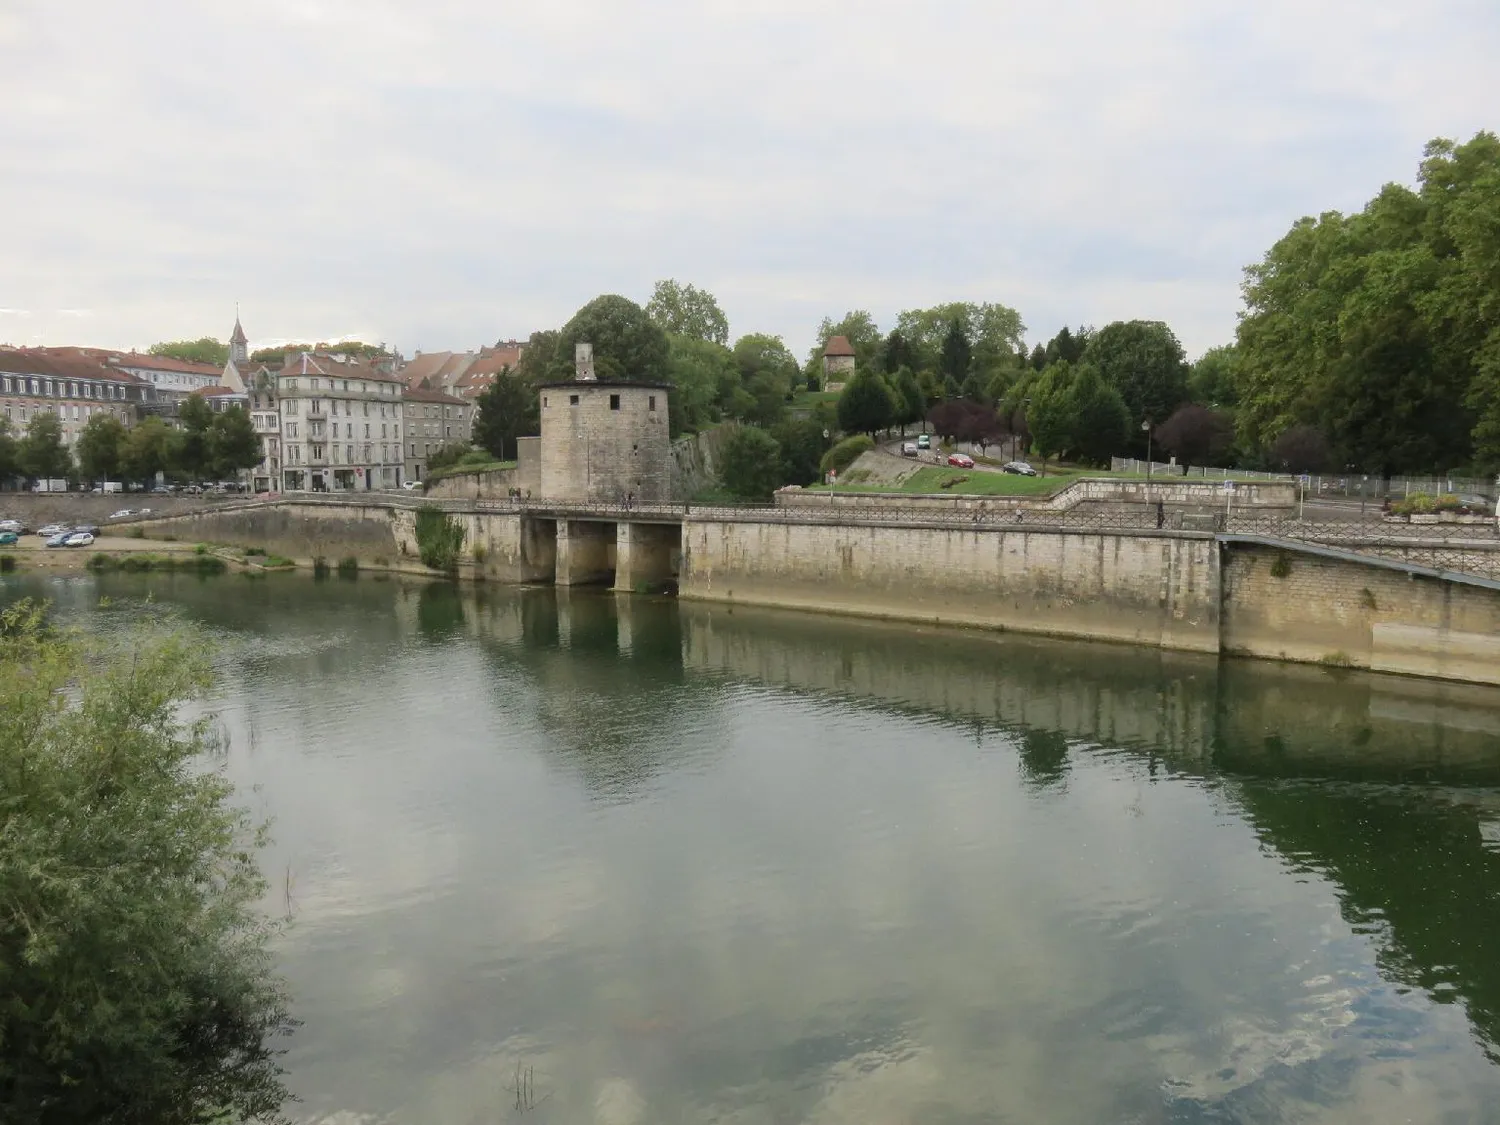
xmin=229 ymin=307 xmax=248 ymax=365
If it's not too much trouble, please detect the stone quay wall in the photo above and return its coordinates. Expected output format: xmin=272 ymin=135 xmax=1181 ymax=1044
xmin=773 ymin=477 xmax=1297 ymax=516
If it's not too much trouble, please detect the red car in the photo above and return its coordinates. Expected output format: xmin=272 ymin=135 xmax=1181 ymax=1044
xmin=947 ymin=453 xmax=975 ymax=468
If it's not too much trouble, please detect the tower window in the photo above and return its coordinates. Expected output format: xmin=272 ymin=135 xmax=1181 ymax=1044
xmin=569 ymin=394 xmax=579 ymax=406
xmin=609 ymin=394 xmax=621 ymax=411
xmin=543 ymin=396 xmax=548 ymax=407
xmin=648 ymin=395 xmax=657 ymax=411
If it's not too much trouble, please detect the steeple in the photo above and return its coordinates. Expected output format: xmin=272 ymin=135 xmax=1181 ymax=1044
xmin=229 ymin=308 xmax=248 ymax=366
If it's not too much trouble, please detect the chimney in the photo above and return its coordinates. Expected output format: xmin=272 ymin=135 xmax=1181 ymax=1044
xmin=575 ymin=341 xmax=596 ymax=381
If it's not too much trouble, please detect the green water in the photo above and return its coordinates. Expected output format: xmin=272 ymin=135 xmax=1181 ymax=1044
xmin=8 ymin=570 xmax=1500 ymax=1124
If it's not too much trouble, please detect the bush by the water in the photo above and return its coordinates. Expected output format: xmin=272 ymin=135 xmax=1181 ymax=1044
xmin=86 ymin=553 xmax=227 ymax=575
xmin=337 ymin=556 xmax=359 ymax=577
xmin=414 ymin=504 xmax=466 ymax=570
xmin=716 ymin=425 xmax=784 ymax=501
xmin=0 ymin=600 xmax=295 ymax=1121
xmin=820 ymin=434 xmax=875 ymax=477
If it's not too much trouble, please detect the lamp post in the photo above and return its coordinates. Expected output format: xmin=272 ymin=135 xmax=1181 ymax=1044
xmin=823 ymin=429 xmax=833 ymax=503
xmin=1141 ymin=419 xmax=1152 ymax=490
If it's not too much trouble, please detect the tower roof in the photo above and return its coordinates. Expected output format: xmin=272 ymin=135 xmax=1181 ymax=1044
xmin=230 ymin=316 xmax=247 ymax=345
xmin=823 ymin=334 xmax=856 ymax=358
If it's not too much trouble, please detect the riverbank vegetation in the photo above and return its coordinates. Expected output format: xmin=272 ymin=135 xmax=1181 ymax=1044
xmin=86 ymin=551 xmax=228 ymax=574
xmin=414 ymin=504 xmax=467 ymax=570
xmin=0 ymin=600 xmax=294 ymax=1122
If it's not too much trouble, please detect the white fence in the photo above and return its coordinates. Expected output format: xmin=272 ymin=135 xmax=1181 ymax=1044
xmin=1111 ymin=459 xmax=1500 ymax=501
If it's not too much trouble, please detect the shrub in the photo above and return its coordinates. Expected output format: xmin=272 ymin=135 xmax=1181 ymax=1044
xmin=194 ymin=543 xmax=209 ymax=555
xmin=0 ymin=555 xmax=16 ymax=573
xmin=819 ymin=434 xmax=875 ymax=477
xmin=336 ymin=557 xmax=359 ymax=577
xmin=0 ymin=601 xmax=295 ymax=1121
xmin=262 ymin=555 xmax=295 ymax=569
xmin=312 ymin=557 xmax=330 ymax=579
xmin=244 ymin=546 xmax=267 ymax=557
xmin=129 ymin=527 xmax=145 ymax=539
xmin=471 ymin=542 xmax=487 ymax=563
xmin=414 ymin=505 xmax=466 ymax=570
xmin=717 ymin=425 xmax=784 ymax=501
xmin=87 ymin=554 xmax=227 ymax=575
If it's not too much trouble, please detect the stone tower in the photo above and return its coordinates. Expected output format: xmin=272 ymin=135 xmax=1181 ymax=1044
xmin=229 ymin=312 xmax=249 ymax=367
xmin=539 ymin=342 xmax=672 ymax=502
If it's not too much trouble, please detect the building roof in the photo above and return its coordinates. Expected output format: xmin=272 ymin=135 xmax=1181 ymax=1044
xmin=230 ymin=316 xmax=248 ymax=345
xmin=402 ymin=385 xmax=467 ymax=405
xmin=0 ymin=347 xmax=151 ymax=385
xmin=279 ymin=351 xmax=404 ymax=383
xmin=195 ymin=385 xmax=244 ymax=397
xmin=400 ymin=350 xmax=474 ymax=390
xmin=537 ymin=379 xmax=673 ymax=391
xmin=109 ymin=352 xmax=223 ymax=376
xmin=823 ymin=335 xmax=856 ymax=358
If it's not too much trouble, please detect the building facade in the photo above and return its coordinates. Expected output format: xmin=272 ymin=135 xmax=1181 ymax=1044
xmin=401 ymin=386 xmax=472 ymax=483
xmin=108 ymin=353 xmax=224 ymax=398
xmin=0 ymin=349 xmax=154 ymax=449
xmin=538 ymin=347 xmax=671 ymax=502
xmin=277 ymin=352 xmax=405 ymax=492
xmin=821 ymin=334 xmax=856 ymax=391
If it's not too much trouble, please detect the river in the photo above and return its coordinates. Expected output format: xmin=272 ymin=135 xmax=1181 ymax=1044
xmin=7 ymin=570 xmax=1500 ymax=1124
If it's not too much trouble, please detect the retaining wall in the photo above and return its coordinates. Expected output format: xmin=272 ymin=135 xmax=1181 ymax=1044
xmin=773 ymin=477 xmax=1296 ymax=515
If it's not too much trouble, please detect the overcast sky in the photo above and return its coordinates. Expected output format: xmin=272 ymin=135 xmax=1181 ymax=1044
xmin=2 ymin=0 xmax=1496 ymax=362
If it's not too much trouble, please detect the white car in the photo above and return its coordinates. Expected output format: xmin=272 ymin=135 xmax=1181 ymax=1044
xmin=109 ymin=509 xmax=136 ymax=519
xmin=62 ymin=531 xmax=95 ymax=548
xmin=0 ymin=519 xmax=21 ymax=534
xmin=401 ymin=480 xmax=421 ymax=491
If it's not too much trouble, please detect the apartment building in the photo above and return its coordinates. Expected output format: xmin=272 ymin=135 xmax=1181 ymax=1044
xmin=401 ymin=385 xmax=473 ymax=482
xmin=277 ymin=352 xmax=405 ymax=491
xmin=0 ymin=348 xmax=155 ymax=446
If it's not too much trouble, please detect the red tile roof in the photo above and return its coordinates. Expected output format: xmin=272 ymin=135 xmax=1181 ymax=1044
xmin=109 ymin=352 xmax=223 ymax=376
xmin=195 ymin=385 xmax=244 ymax=397
xmin=0 ymin=347 xmax=150 ymax=385
xmin=401 ymin=386 xmax=467 ymax=405
xmin=280 ymin=352 xmax=404 ymax=384
xmin=823 ymin=335 xmax=856 ymax=358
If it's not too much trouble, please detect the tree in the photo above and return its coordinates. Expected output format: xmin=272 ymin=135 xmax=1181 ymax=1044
xmin=1025 ymin=365 xmax=1074 ymax=475
xmin=18 ymin=412 xmax=71 ymax=481
xmin=810 ymin=311 xmax=882 ymax=372
xmin=1061 ymin=363 xmax=1130 ymax=467
xmin=894 ymin=367 xmax=925 ymax=434
xmin=1269 ymin=424 xmax=1331 ymax=473
xmin=208 ymin=405 xmax=263 ymax=479
xmin=149 ymin=337 xmax=228 ymax=366
xmin=895 ymin=303 xmax=1025 ymax=375
xmin=1189 ymin=345 xmax=1241 ymax=407
xmin=1155 ymin=404 xmax=1235 ymax=472
xmin=645 ymin=279 xmax=729 ymax=345
xmin=772 ymin=414 xmax=834 ymax=487
xmin=730 ymin=333 xmax=800 ymax=418
xmin=1042 ymin=326 xmax=1090 ymax=367
xmin=940 ymin=318 xmax=972 ymax=384
xmin=0 ymin=418 xmax=16 ymax=483
xmin=0 ymin=601 xmax=294 ymax=1123
xmin=75 ymin=413 xmax=127 ymax=484
xmin=717 ymin=425 xmax=784 ymax=500
xmin=123 ymin=416 xmax=173 ymax=483
xmin=665 ymin=334 xmax=735 ymax=434
xmin=172 ymin=395 xmax=215 ymax=480
xmin=553 ymin=295 xmax=669 ymax=382
xmin=1082 ymin=320 xmax=1189 ymax=445
xmin=514 ymin=329 xmax=561 ymax=386
xmin=473 ymin=368 xmax=539 ymax=461
xmin=880 ymin=329 xmax=918 ymax=375
xmin=836 ymin=369 xmax=895 ymax=437
xmin=743 ymin=371 xmax=789 ymax=428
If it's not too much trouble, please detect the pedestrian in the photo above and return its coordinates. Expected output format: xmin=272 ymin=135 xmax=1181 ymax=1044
xmin=1156 ymin=501 xmax=1165 ymax=529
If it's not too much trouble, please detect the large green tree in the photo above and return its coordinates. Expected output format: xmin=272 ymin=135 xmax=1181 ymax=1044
xmin=1082 ymin=320 xmax=1189 ymax=442
xmin=149 ymin=337 xmax=229 ymax=366
xmin=1024 ymin=364 xmax=1074 ymax=475
xmin=895 ymin=302 xmax=1025 ymax=375
xmin=123 ymin=416 xmax=173 ymax=483
xmin=939 ymin=319 xmax=973 ymax=383
xmin=554 ymin=295 xmax=670 ymax=382
xmin=1064 ymin=364 xmax=1132 ymax=466
xmin=1237 ymin=132 xmax=1500 ymax=472
xmin=772 ymin=412 xmax=835 ymax=486
xmin=1189 ymin=344 xmax=1242 ymax=408
xmin=513 ymin=329 xmax=561 ymax=386
xmin=0 ymin=601 xmax=295 ymax=1123
xmin=894 ymin=367 xmax=925 ymax=434
xmin=208 ymin=405 xmax=263 ymax=479
xmin=18 ymin=412 xmax=71 ymax=481
xmin=75 ymin=413 xmax=127 ymax=484
xmin=717 ymin=425 xmax=784 ymax=500
xmin=0 ymin=418 xmax=16 ymax=483
xmin=473 ymin=368 xmax=540 ymax=461
xmin=664 ymin=334 xmax=735 ymax=434
xmin=645 ymin=279 xmax=730 ymax=345
xmin=836 ymin=368 xmax=896 ymax=437
xmin=173 ymin=395 xmax=215 ymax=480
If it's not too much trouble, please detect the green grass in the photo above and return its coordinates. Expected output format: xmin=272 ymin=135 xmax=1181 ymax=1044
xmin=812 ymin=465 xmax=1090 ymax=496
xmin=791 ymin=389 xmax=841 ymax=406
xmin=86 ymin=553 xmax=227 ymax=575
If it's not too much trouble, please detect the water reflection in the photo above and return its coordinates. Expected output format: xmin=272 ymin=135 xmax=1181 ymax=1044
xmin=6 ymin=572 xmax=1500 ymax=1123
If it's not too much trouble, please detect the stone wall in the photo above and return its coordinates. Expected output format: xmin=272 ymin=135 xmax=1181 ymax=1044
xmin=678 ymin=517 xmax=1221 ymax=652
xmin=131 ymin=502 xmax=402 ymax=562
xmin=1220 ymin=542 xmax=1500 ymax=684
xmin=0 ymin=491 xmax=242 ymax=529
xmin=670 ymin=424 xmax=734 ymax=500
xmin=773 ymin=476 xmax=1296 ymax=515
xmin=424 ymin=466 xmax=520 ymax=501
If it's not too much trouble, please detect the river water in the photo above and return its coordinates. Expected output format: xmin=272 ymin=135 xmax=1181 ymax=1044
xmin=7 ymin=570 xmax=1500 ymax=1124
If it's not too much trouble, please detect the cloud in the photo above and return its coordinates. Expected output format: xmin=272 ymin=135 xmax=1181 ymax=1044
xmin=1 ymin=0 xmax=1496 ymax=358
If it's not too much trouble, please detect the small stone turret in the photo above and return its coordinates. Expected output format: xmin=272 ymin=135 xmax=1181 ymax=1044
xmin=575 ymin=342 xmax=596 ymax=382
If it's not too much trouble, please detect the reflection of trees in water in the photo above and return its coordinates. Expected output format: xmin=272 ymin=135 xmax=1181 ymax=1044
xmin=416 ymin=582 xmax=466 ymax=641
xmin=1017 ymin=728 xmax=1070 ymax=789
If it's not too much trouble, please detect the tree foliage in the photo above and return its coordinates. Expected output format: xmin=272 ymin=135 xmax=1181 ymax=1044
xmin=1062 ymin=365 xmax=1131 ymax=466
xmin=810 ymin=311 xmax=883 ymax=373
xmin=939 ymin=319 xmax=972 ymax=383
xmin=820 ymin=434 xmax=875 ymax=476
xmin=75 ymin=412 xmax=127 ymax=483
xmin=893 ymin=367 xmax=925 ymax=433
xmin=1082 ymin=320 xmax=1189 ymax=439
xmin=149 ymin=337 xmax=229 ymax=366
xmin=123 ymin=417 xmax=173 ymax=482
xmin=717 ymin=425 xmax=784 ymax=500
xmin=664 ymin=335 xmax=735 ymax=434
xmin=1236 ymin=132 xmax=1500 ymax=472
xmin=0 ymin=418 xmax=16 ymax=483
xmin=895 ymin=303 xmax=1025 ymax=376
xmin=1155 ymin=405 xmax=1235 ymax=471
xmin=0 ymin=601 xmax=295 ymax=1124
xmin=208 ymin=405 xmax=263 ymax=478
xmin=554 ymin=295 xmax=670 ymax=382
xmin=1189 ymin=345 xmax=1241 ymax=407
xmin=645 ymin=279 xmax=729 ymax=346
xmin=1269 ymin=424 xmax=1332 ymax=473
xmin=18 ymin=412 xmax=72 ymax=481
xmin=473 ymin=368 xmax=539 ymax=461
xmin=414 ymin=505 xmax=466 ymax=570
xmin=836 ymin=369 xmax=896 ymax=437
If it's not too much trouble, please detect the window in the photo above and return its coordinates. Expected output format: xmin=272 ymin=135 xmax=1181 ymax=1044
xmin=569 ymin=394 xmax=579 ymax=406
xmin=609 ymin=393 xmax=620 ymax=411
xmin=410 ymin=443 xmax=416 ymax=458
xmin=648 ymin=395 xmax=657 ymax=411
xmin=286 ymin=422 xmax=297 ymax=438
xmin=347 ymin=445 xmax=354 ymax=463
xmin=343 ymin=380 xmax=349 ymax=392
xmin=381 ymin=423 xmax=387 ymax=438
xmin=332 ymin=445 xmax=341 ymax=464
xmin=445 ymin=425 xmax=452 ymax=438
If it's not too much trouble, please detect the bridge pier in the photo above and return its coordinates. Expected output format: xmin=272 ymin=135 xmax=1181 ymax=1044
xmin=555 ymin=519 xmax=616 ymax=586
xmin=614 ymin=521 xmax=681 ymax=593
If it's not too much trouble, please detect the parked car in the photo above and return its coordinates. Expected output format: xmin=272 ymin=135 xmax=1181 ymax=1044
xmin=138 ymin=508 xmax=152 ymax=516
xmin=0 ymin=519 xmax=22 ymax=534
xmin=63 ymin=531 xmax=95 ymax=548
xmin=917 ymin=434 xmax=932 ymax=450
xmin=44 ymin=532 xmax=71 ymax=548
xmin=1002 ymin=461 xmax=1038 ymax=477
xmin=36 ymin=523 xmax=70 ymax=538
xmin=947 ymin=453 xmax=975 ymax=468
xmin=0 ymin=531 xmax=18 ymax=546
xmin=401 ymin=480 xmax=421 ymax=491
xmin=901 ymin=442 xmax=919 ymax=458
xmin=108 ymin=509 xmax=136 ymax=519
xmin=72 ymin=524 xmax=99 ymax=536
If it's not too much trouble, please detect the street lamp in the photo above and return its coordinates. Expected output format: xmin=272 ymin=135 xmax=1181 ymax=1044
xmin=1141 ymin=419 xmax=1152 ymax=485
xmin=823 ymin=429 xmax=833 ymax=503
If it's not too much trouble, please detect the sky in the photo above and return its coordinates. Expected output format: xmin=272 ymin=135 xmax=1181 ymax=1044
xmin=1 ymin=0 xmax=1497 ymax=363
